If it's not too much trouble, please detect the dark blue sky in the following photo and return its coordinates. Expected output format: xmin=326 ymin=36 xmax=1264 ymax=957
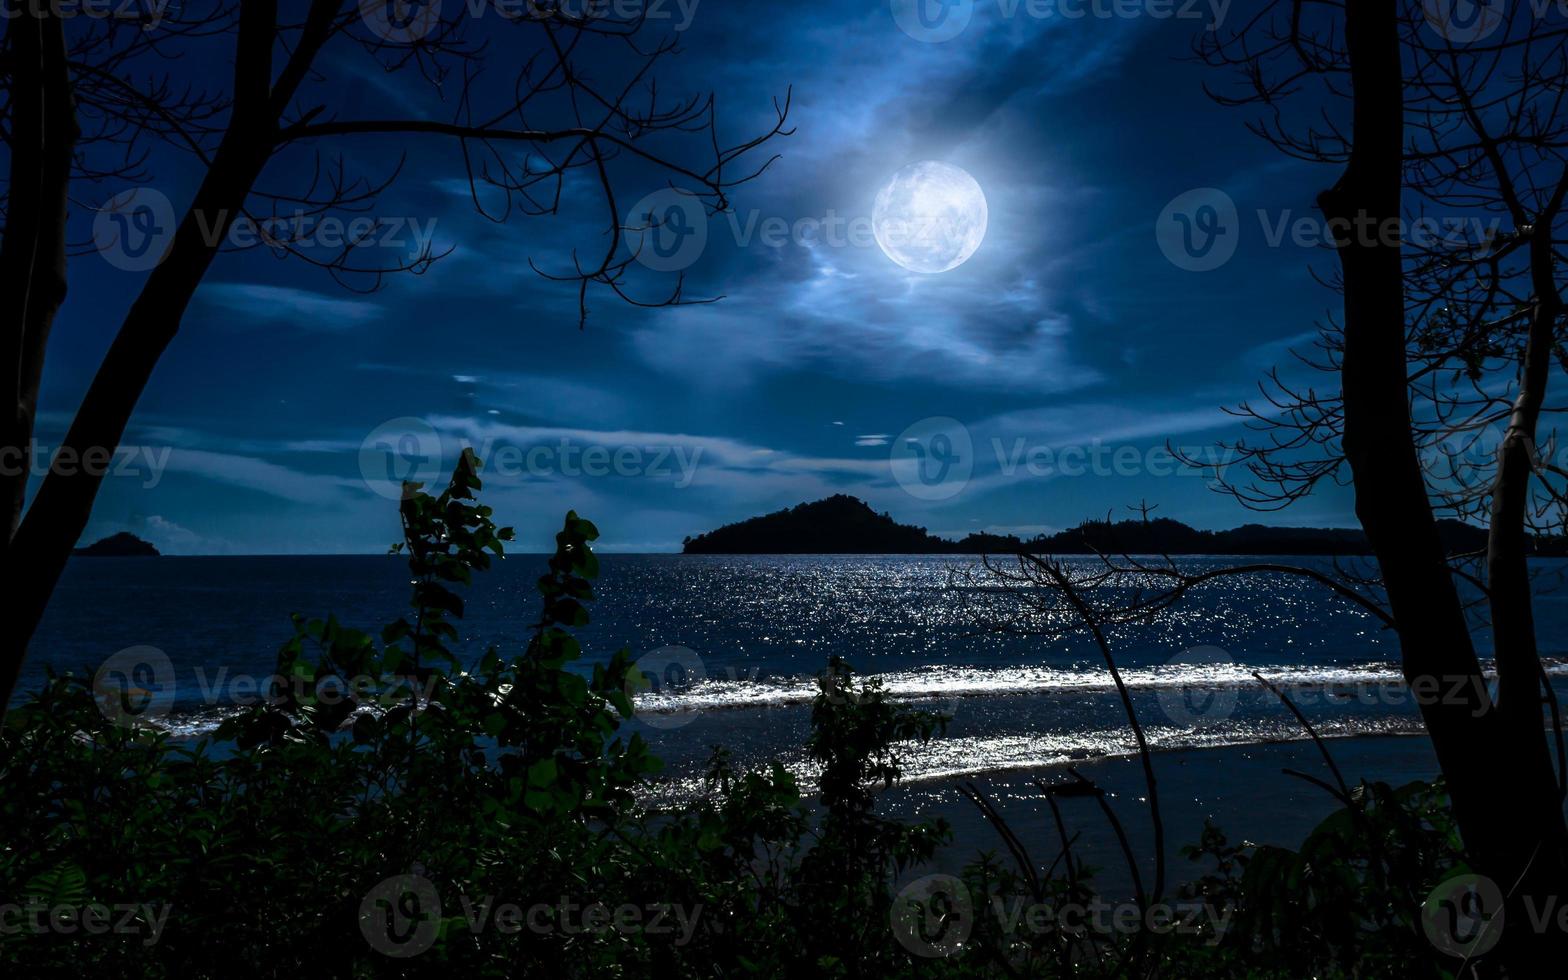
xmin=46 ymin=1 xmax=1362 ymax=553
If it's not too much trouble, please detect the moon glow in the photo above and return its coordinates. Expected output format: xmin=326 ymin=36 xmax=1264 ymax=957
xmin=872 ymin=161 xmax=988 ymax=273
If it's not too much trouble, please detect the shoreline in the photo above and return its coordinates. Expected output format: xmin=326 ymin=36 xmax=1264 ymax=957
xmin=885 ymin=732 xmax=1443 ymax=899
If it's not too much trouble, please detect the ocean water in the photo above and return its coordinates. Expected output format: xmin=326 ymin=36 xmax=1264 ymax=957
xmin=29 ymin=553 xmax=1568 ymax=806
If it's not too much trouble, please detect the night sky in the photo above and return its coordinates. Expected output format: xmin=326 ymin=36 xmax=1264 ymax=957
xmin=44 ymin=1 xmax=1361 ymax=553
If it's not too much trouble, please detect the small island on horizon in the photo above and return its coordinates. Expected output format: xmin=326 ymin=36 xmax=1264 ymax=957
xmin=73 ymin=532 xmax=161 ymax=558
xmin=682 ymin=495 xmax=1568 ymax=557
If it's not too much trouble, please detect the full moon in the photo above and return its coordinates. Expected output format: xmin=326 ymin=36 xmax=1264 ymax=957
xmin=872 ymin=161 xmax=988 ymax=273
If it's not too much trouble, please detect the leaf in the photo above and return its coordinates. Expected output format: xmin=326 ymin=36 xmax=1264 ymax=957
xmin=25 ymin=862 xmax=88 ymax=907
xmin=528 ymin=756 xmax=559 ymax=789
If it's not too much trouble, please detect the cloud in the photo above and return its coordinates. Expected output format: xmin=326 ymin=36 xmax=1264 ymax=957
xmin=627 ymin=269 xmax=1103 ymax=394
xmin=196 ymin=283 xmax=383 ymax=326
xmin=160 ymin=448 xmax=362 ymax=505
xmin=136 ymin=515 xmax=232 ymax=555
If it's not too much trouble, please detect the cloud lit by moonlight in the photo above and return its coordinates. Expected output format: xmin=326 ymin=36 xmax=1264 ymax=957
xmin=872 ymin=161 xmax=988 ymax=274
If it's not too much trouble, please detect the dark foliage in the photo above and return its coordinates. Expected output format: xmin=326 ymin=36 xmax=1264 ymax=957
xmin=0 ymin=454 xmax=1477 ymax=977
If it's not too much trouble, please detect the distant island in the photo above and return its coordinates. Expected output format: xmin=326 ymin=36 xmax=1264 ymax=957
xmin=682 ymin=495 xmax=1568 ymax=556
xmin=73 ymin=532 xmax=161 ymax=557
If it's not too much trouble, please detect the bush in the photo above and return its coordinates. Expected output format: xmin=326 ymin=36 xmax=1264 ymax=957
xmin=0 ymin=452 xmax=1470 ymax=978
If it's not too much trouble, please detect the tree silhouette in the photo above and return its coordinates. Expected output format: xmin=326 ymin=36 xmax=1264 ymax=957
xmin=0 ymin=1 xmax=790 ymax=712
xmin=1190 ymin=1 xmax=1568 ymax=967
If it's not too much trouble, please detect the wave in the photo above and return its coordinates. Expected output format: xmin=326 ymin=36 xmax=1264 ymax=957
xmin=142 ymin=657 xmax=1568 ymax=746
xmin=643 ymin=715 xmax=1432 ymax=804
xmin=630 ymin=657 xmax=1568 ymax=715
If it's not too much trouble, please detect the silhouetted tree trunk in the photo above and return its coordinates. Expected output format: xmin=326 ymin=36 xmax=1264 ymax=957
xmin=1 ymin=8 xmax=74 ymax=540
xmin=1 ymin=1 xmax=279 ymax=710
xmin=1326 ymin=1 xmax=1565 ymax=966
xmin=1 ymin=7 xmax=77 ymax=705
xmin=0 ymin=1 xmax=787 ymax=716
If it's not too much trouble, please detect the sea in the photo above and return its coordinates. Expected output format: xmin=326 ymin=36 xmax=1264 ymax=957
xmin=28 ymin=553 xmax=1568 ymax=892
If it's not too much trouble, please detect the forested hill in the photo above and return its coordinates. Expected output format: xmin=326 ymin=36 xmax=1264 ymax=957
xmin=681 ymin=496 xmax=947 ymax=554
xmin=681 ymin=497 xmax=1568 ymax=556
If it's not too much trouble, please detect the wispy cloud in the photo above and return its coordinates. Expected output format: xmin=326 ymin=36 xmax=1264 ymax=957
xmin=197 ymin=283 xmax=383 ymax=326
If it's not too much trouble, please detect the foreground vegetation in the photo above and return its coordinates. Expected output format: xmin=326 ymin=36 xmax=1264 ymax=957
xmin=0 ymin=455 xmax=1488 ymax=976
